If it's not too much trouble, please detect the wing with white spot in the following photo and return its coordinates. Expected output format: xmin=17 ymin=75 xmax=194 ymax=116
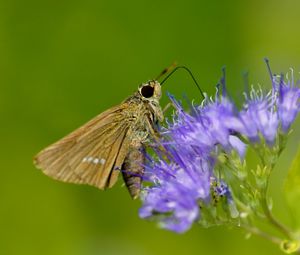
xmin=34 ymin=103 xmax=132 ymax=190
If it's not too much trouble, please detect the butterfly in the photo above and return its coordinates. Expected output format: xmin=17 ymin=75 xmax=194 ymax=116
xmin=34 ymin=80 xmax=163 ymax=199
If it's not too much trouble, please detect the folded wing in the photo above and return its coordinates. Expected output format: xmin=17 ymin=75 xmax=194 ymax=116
xmin=34 ymin=103 xmax=131 ymax=189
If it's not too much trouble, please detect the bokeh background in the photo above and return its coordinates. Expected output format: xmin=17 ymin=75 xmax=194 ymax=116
xmin=1 ymin=0 xmax=300 ymax=254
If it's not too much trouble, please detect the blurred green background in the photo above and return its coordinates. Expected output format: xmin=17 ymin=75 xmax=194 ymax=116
xmin=1 ymin=0 xmax=300 ymax=254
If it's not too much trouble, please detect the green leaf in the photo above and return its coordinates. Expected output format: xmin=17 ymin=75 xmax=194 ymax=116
xmin=284 ymin=144 xmax=300 ymax=228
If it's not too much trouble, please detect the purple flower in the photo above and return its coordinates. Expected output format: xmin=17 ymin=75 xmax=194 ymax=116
xmin=139 ymin=145 xmax=212 ymax=233
xmin=140 ymin=94 xmax=243 ymax=232
xmin=167 ymin=94 xmax=246 ymax=157
xmin=210 ymin=177 xmax=233 ymax=201
xmin=277 ymin=73 xmax=300 ymax=132
xmin=140 ymin=66 xmax=300 ymax=233
xmin=240 ymin=88 xmax=279 ymax=144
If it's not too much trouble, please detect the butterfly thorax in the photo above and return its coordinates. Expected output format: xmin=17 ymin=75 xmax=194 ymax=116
xmin=124 ymin=91 xmax=161 ymax=140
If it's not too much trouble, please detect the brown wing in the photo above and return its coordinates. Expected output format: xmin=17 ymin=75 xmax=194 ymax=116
xmin=34 ymin=103 xmax=132 ymax=190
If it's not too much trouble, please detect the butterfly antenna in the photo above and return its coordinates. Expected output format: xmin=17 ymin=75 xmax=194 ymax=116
xmin=155 ymin=62 xmax=177 ymax=80
xmin=160 ymin=66 xmax=205 ymax=99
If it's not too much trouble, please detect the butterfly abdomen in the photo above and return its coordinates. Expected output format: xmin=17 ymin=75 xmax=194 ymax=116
xmin=122 ymin=143 xmax=145 ymax=199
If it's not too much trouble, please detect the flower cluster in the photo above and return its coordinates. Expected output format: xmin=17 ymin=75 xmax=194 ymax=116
xmin=139 ymin=65 xmax=300 ymax=233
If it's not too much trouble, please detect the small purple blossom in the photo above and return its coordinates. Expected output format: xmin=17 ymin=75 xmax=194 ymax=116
xmin=240 ymin=88 xmax=279 ymax=144
xmin=210 ymin=178 xmax=232 ymax=201
xmin=140 ymin=66 xmax=300 ymax=233
xmin=277 ymin=73 xmax=300 ymax=132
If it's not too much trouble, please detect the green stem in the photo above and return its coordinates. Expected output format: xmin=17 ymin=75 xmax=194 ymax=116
xmin=241 ymin=223 xmax=300 ymax=254
xmin=240 ymin=224 xmax=281 ymax=245
xmin=252 ymin=143 xmax=295 ymax=240
xmin=260 ymin=193 xmax=294 ymax=240
xmin=260 ymin=163 xmax=294 ymax=240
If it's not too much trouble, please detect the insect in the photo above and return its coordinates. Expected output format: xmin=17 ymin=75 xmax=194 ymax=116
xmin=34 ymin=80 xmax=165 ymax=199
xmin=34 ymin=65 xmax=204 ymax=199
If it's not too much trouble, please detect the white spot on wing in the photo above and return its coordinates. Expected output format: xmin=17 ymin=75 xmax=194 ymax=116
xmin=93 ymin=158 xmax=99 ymax=164
xmin=82 ymin=156 xmax=106 ymax=165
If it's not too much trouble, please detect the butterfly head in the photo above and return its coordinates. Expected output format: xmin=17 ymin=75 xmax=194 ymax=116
xmin=138 ymin=80 xmax=163 ymax=121
xmin=139 ymin=80 xmax=161 ymax=100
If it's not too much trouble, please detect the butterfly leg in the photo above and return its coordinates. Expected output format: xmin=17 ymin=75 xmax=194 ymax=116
xmin=144 ymin=116 xmax=173 ymax=162
xmin=163 ymin=102 xmax=172 ymax=113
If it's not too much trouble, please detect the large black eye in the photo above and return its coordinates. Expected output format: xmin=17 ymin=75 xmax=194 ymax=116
xmin=141 ymin=85 xmax=154 ymax=98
